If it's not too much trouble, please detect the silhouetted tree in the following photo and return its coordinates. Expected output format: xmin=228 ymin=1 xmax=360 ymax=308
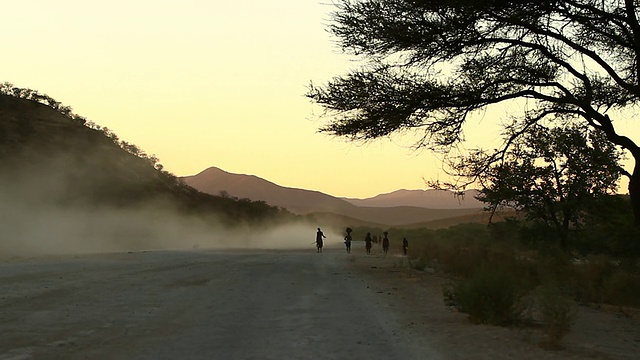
xmin=307 ymin=1 xmax=640 ymax=225
xmin=472 ymin=124 xmax=624 ymax=250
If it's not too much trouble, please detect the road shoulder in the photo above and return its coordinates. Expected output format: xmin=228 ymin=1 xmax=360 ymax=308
xmin=346 ymin=252 xmax=640 ymax=360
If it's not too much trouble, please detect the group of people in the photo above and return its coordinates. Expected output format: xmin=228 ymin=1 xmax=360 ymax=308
xmin=315 ymin=227 xmax=409 ymax=256
xmin=363 ymin=231 xmax=394 ymax=255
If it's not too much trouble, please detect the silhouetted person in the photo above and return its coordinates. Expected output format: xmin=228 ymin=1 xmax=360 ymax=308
xmin=344 ymin=227 xmax=353 ymax=254
xmin=402 ymin=237 xmax=409 ymax=257
xmin=364 ymin=232 xmax=373 ymax=254
xmin=382 ymin=231 xmax=390 ymax=255
xmin=316 ymin=228 xmax=325 ymax=253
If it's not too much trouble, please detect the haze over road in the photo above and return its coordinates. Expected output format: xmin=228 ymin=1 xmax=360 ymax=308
xmin=0 ymin=247 xmax=437 ymax=359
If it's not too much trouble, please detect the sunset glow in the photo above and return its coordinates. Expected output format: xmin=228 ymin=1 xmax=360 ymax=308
xmin=3 ymin=1 xmax=637 ymax=197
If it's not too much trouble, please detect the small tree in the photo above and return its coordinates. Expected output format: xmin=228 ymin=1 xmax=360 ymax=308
xmin=471 ymin=124 xmax=624 ymax=250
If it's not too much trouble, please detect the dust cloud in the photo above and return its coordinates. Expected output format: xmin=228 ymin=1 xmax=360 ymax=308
xmin=0 ymin=188 xmax=347 ymax=259
xmin=0 ymin=162 xmax=343 ymax=259
xmin=246 ymin=224 xmax=344 ymax=249
xmin=0 ymin=199 xmax=346 ymax=259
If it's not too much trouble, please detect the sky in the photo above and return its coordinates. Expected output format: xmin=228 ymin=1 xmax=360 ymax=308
xmin=2 ymin=0 xmax=638 ymax=198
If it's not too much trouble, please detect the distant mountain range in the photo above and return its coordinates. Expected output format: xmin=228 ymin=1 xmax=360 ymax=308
xmin=182 ymin=167 xmax=487 ymax=227
xmin=342 ymin=189 xmax=483 ymax=209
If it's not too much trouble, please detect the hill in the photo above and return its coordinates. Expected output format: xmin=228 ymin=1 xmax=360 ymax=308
xmin=342 ymin=189 xmax=484 ymax=209
xmin=1 ymin=94 xmax=183 ymax=205
xmin=182 ymin=167 xmax=484 ymax=227
xmin=400 ymin=209 xmax=517 ymax=229
xmin=0 ymin=88 xmax=294 ymax=256
xmin=182 ymin=167 xmax=357 ymax=214
xmin=0 ymin=91 xmax=292 ymax=218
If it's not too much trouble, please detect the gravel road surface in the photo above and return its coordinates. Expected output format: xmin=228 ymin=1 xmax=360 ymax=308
xmin=4 ymin=246 xmax=638 ymax=360
xmin=0 ymin=248 xmax=438 ymax=360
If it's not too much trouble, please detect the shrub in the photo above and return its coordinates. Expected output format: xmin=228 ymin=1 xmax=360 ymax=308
xmin=535 ymin=285 xmax=577 ymax=349
xmin=572 ymin=254 xmax=616 ymax=304
xmin=601 ymin=271 xmax=640 ymax=308
xmin=568 ymin=254 xmax=640 ymax=307
xmin=439 ymin=244 xmax=486 ymax=278
xmin=449 ymin=266 xmax=529 ymax=325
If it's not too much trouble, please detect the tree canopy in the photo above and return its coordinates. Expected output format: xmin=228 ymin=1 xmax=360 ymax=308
xmin=474 ymin=124 xmax=624 ymax=249
xmin=307 ymin=0 xmax=640 ymax=223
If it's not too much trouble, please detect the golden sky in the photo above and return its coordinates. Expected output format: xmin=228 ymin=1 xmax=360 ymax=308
xmin=2 ymin=1 xmax=637 ymax=197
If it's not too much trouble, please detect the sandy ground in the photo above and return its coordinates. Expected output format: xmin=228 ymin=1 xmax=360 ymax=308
xmin=0 ymin=243 xmax=638 ymax=359
xmin=349 ymin=244 xmax=640 ymax=360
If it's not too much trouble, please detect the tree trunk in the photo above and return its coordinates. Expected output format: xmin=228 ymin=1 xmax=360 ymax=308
xmin=560 ymin=209 xmax=571 ymax=251
xmin=596 ymin=114 xmax=640 ymax=225
xmin=629 ymin=164 xmax=640 ymax=226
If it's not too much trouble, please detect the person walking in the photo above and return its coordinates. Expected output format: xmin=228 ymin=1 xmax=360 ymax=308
xmin=344 ymin=227 xmax=353 ymax=254
xmin=316 ymin=228 xmax=326 ymax=253
xmin=364 ymin=232 xmax=373 ymax=255
xmin=402 ymin=237 xmax=409 ymax=257
xmin=382 ymin=231 xmax=390 ymax=255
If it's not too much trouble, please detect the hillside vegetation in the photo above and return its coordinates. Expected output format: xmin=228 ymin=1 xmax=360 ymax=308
xmin=356 ymin=198 xmax=639 ymax=349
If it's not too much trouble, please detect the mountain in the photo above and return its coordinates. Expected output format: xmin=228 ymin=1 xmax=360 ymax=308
xmin=181 ymin=167 xmax=358 ymax=214
xmin=182 ymin=167 xmax=484 ymax=227
xmin=342 ymin=189 xmax=484 ymax=209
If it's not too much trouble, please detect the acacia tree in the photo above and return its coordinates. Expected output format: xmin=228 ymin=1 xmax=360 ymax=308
xmin=306 ymin=0 xmax=640 ymax=224
xmin=474 ymin=124 xmax=624 ymax=250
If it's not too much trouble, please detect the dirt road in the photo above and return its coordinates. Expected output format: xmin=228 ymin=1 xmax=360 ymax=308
xmin=0 ymin=247 xmax=437 ymax=360
xmin=2 ymin=245 xmax=639 ymax=360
